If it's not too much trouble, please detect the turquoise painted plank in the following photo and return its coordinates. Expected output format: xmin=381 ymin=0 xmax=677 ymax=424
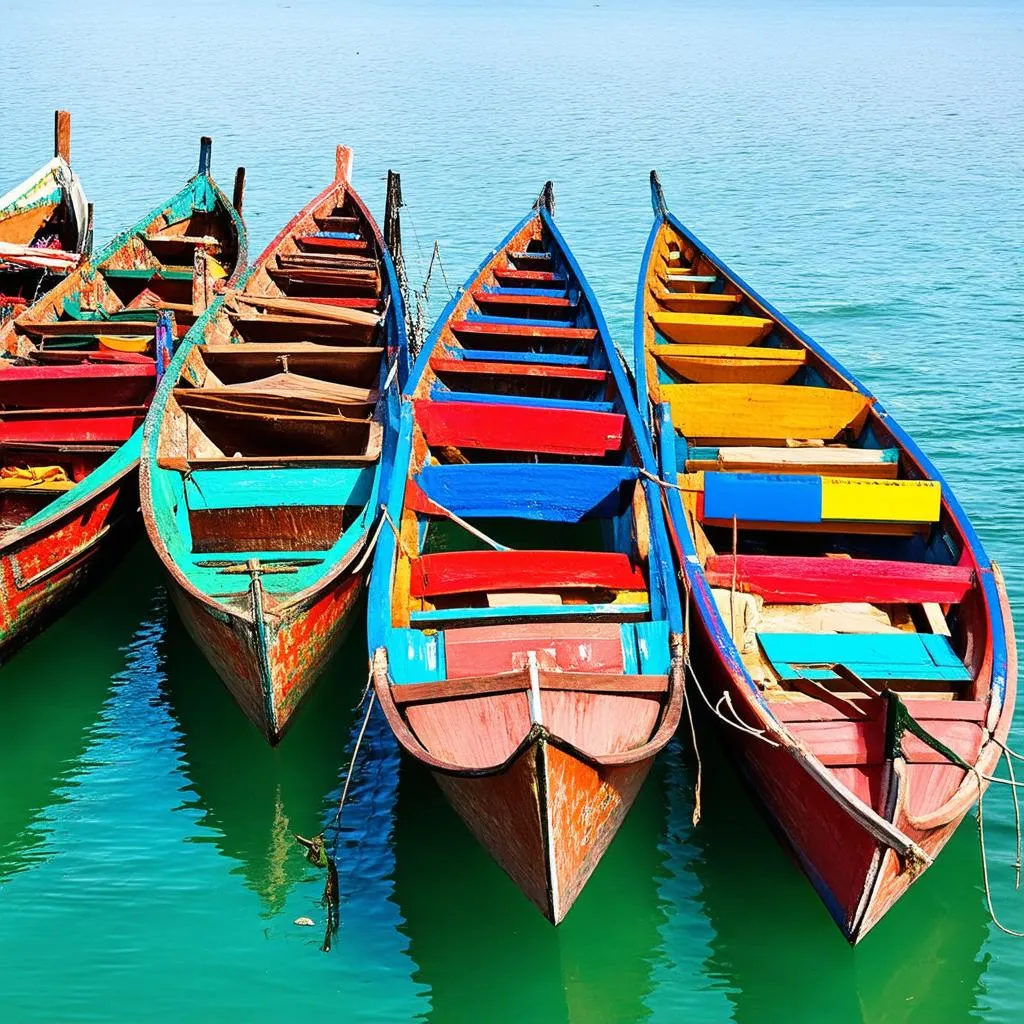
xmin=386 ymin=628 xmax=446 ymax=684
xmin=689 ymin=446 xmax=900 ymax=465
xmin=619 ymin=623 xmax=640 ymax=674
xmin=758 ymin=632 xmax=970 ymax=682
xmin=635 ymin=619 xmax=671 ymax=675
xmin=410 ymin=602 xmax=650 ymax=625
xmin=414 ymin=463 xmax=638 ymax=522
xmin=704 ymin=472 xmax=823 ymax=523
xmin=185 ymin=466 xmax=374 ymax=510
xmin=429 ymin=384 xmax=614 ymax=413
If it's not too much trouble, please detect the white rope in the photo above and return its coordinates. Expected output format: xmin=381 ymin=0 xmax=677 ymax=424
xmin=329 ymin=664 xmax=377 ymax=833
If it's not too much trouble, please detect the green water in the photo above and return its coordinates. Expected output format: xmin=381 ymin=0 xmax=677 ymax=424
xmin=3 ymin=0 xmax=1024 ymax=1020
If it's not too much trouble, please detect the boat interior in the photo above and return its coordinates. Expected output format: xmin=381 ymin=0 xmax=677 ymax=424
xmin=0 ymin=173 xmax=241 ymax=532
xmin=151 ymin=178 xmax=391 ymax=603
xmin=383 ymin=209 xmax=679 ymax=715
xmin=644 ymin=221 xmax=993 ymax=813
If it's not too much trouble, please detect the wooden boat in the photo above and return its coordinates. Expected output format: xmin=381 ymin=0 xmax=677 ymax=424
xmin=635 ymin=172 xmax=1017 ymax=943
xmin=0 ymin=139 xmax=246 ymax=665
xmin=0 ymin=111 xmax=88 ymax=327
xmin=141 ymin=147 xmax=408 ymax=744
xmin=368 ymin=184 xmax=684 ymax=924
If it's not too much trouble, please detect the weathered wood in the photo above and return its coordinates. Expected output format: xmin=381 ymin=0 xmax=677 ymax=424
xmin=54 ymin=109 xmax=71 ymax=163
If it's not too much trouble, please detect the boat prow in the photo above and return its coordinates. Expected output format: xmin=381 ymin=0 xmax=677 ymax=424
xmin=373 ymin=640 xmax=683 ymax=922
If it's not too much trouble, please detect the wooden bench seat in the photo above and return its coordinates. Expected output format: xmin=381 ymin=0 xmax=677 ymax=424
xmin=702 ymin=472 xmax=941 ymax=526
xmin=183 ymin=465 xmax=373 ymax=510
xmin=651 ymin=291 xmax=740 ymax=314
xmin=705 ymin=554 xmax=974 ymax=605
xmin=758 ymin=632 xmax=971 ymax=685
xmin=651 ymin=311 xmax=774 ymax=346
xmin=199 ymin=344 xmax=383 ymax=385
xmin=471 ymin=290 xmax=578 ymax=320
xmin=408 ymin=463 xmax=638 ymax=523
xmin=410 ymin=550 xmax=646 ymax=598
xmin=430 ymin=357 xmax=606 ymax=382
xmin=664 ymin=383 xmax=873 ymax=441
xmin=653 ymin=343 xmax=805 ymax=384
xmin=448 ymin=319 xmax=596 ymax=351
xmin=414 ymin=399 xmax=626 ymax=456
xmin=686 ymin=445 xmax=899 ymax=479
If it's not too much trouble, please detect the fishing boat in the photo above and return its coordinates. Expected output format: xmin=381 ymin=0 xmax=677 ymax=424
xmin=0 ymin=139 xmax=246 ymax=665
xmin=368 ymin=184 xmax=684 ymax=924
xmin=141 ymin=147 xmax=407 ymax=744
xmin=635 ymin=172 xmax=1017 ymax=943
xmin=0 ymin=111 xmax=89 ymax=326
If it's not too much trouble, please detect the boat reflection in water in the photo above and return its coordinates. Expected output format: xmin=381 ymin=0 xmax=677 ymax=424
xmin=393 ymin=739 xmax=678 ymax=1023
xmin=162 ymin=608 xmax=362 ymax=915
xmin=689 ymin=732 xmax=992 ymax=1023
xmin=0 ymin=543 xmax=159 ymax=881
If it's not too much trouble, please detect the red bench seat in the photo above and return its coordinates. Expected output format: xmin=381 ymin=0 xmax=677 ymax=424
xmin=410 ymin=549 xmax=646 ymax=598
xmin=704 ymin=554 xmax=974 ymax=605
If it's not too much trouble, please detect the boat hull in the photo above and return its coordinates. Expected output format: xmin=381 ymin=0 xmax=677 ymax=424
xmin=0 ymin=463 xmax=139 ymax=666
xmin=687 ymin=580 xmax=1016 ymax=942
xmin=435 ymin=739 xmax=654 ymax=924
xmin=167 ymin=568 xmax=364 ymax=743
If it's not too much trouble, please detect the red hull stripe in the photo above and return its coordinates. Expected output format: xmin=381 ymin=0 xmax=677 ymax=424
xmin=410 ymin=550 xmax=646 ymax=598
xmin=415 ymin=400 xmax=626 ymax=456
xmin=705 ymin=554 xmax=974 ymax=605
xmin=430 ymin=357 xmax=607 ymax=382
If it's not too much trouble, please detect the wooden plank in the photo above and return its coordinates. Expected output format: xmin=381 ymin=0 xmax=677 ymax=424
xmin=414 ymin=400 xmax=626 ymax=456
xmin=664 ymin=383 xmax=872 ymax=441
xmin=20 ymin=320 xmax=159 ymax=337
xmin=410 ymin=550 xmax=646 ymax=598
xmin=392 ymin=670 xmax=668 ymax=705
xmin=820 ymin=477 xmax=941 ymax=523
xmin=228 ymin=292 xmax=380 ymax=327
xmin=184 ymin=466 xmax=374 ymax=510
xmin=758 ymin=632 xmax=971 ymax=683
xmin=408 ymin=602 xmax=650 ymax=626
xmin=200 ymin=344 xmax=383 ymax=385
xmin=449 ymin=319 xmax=596 ymax=349
xmin=409 ymin=463 xmax=638 ymax=522
xmin=297 ymin=235 xmax=368 ymax=252
xmin=653 ymin=343 xmax=805 ymax=384
xmin=651 ymin=311 xmax=773 ymax=345
xmin=651 ymin=291 xmax=740 ymax=314
xmin=703 ymin=472 xmax=822 ymax=523
xmin=686 ymin=445 xmax=900 ymax=479
xmin=430 ymin=357 xmax=606 ymax=382
xmin=704 ymin=554 xmax=975 ymax=605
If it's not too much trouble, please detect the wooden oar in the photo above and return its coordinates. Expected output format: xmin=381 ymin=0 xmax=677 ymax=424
xmin=226 ymin=290 xmax=380 ymax=328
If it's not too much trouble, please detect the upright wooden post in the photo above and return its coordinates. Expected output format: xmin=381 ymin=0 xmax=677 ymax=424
xmin=232 ymin=167 xmax=246 ymax=213
xmin=198 ymin=136 xmax=212 ymax=175
xmin=54 ymin=110 xmax=71 ymax=163
xmin=335 ymin=145 xmax=353 ymax=184
xmin=83 ymin=203 xmax=94 ymax=257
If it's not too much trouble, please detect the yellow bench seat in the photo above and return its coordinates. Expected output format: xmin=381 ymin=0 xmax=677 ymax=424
xmin=652 ymin=343 xmax=805 ymax=384
xmin=651 ymin=311 xmax=774 ymax=346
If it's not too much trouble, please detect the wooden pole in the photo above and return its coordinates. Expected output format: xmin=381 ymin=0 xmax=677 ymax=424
xmin=198 ymin=136 xmax=212 ymax=175
xmin=232 ymin=167 xmax=246 ymax=213
xmin=54 ymin=110 xmax=71 ymax=163
xmin=335 ymin=145 xmax=353 ymax=184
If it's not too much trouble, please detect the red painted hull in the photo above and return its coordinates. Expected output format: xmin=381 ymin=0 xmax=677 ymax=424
xmin=167 ymin=568 xmax=364 ymax=743
xmin=0 ymin=465 xmax=139 ymax=664
xmin=687 ymin=573 xmax=1017 ymax=943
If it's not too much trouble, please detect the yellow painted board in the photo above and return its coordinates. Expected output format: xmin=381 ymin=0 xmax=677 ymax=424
xmin=651 ymin=311 xmax=774 ymax=346
xmin=653 ymin=344 xmax=806 ymax=385
xmin=664 ymin=383 xmax=872 ymax=441
xmin=821 ymin=477 xmax=941 ymax=523
xmin=651 ymin=290 xmax=740 ymax=314
xmin=99 ymin=335 xmax=150 ymax=353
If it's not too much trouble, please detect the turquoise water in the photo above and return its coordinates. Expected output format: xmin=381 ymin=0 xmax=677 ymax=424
xmin=2 ymin=1 xmax=1024 ymax=1020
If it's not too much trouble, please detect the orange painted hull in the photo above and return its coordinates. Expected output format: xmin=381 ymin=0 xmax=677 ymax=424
xmin=168 ymin=569 xmax=364 ymax=743
xmin=436 ymin=740 xmax=653 ymax=923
